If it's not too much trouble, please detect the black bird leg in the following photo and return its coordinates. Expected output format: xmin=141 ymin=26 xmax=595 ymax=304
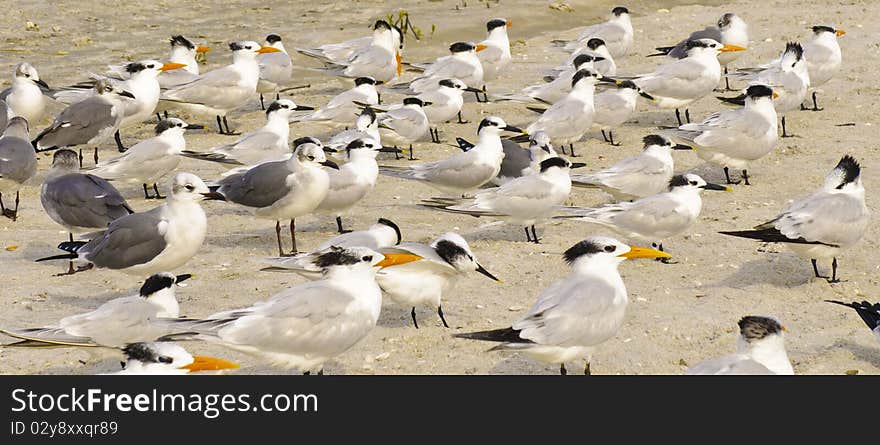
xmin=67 ymin=233 xmax=75 ymax=275
xmin=829 ymin=258 xmax=840 ymax=283
xmin=93 ymin=147 xmax=99 ymax=165
xmin=336 ymin=216 xmax=351 ymax=234
xmin=457 ymin=111 xmax=468 ymax=124
xmin=685 ymin=109 xmax=691 ymax=123
xmin=394 ymin=145 xmax=401 ymax=160
xmin=78 ymin=149 xmax=84 ymax=169
xmin=275 ymin=221 xmax=285 ymax=257
xmin=408 ymin=144 xmax=415 ymax=161
xmin=152 ymin=183 xmax=165 ymax=199
xmin=222 ymin=116 xmax=240 ymax=135
xmin=584 ymin=361 xmax=591 ymax=375
xmin=260 ymin=94 xmax=266 ymax=110
xmin=675 ymin=109 xmax=683 ymax=126
xmin=781 ymin=116 xmax=793 ymax=138
xmin=741 ymin=170 xmax=750 ymax=186
xmin=530 ymin=225 xmax=540 ymax=244
xmin=811 ymin=91 xmax=823 ymax=111
xmin=430 ymin=127 xmax=440 ymax=144
xmin=601 ymin=129 xmax=610 ymax=143
xmin=723 ymin=66 xmax=732 ymax=91
xmin=568 ymin=144 xmax=578 ymax=157
xmin=275 ymin=93 xmax=280 ymax=101
xmin=811 ymin=258 xmax=825 ymax=279
xmin=607 ymin=130 xmax=619 ymax=146
xmin=142 ymin=184 xmax=151 ymax=199
xmin=524 ymin=227 xmax=531 ymax=242
xmin=437 ymin=306 xmax=449 ymax=328
xmin=114 ymin=130 xmax=127 ymax=152
xmin=289 ymin=219 xmax=298 ymax=254
xmin=560 ymin=363 xmax=567 ymax=375
xmin=411 ymin=307 xmax=419 ymax=329
xmin=216 ymin=115 xmax=224 ymax=134
xmin=723 ymin=166 xmax=741 ymax=185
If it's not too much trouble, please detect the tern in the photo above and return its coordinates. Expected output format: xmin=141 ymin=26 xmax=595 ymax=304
xmin=303 ymin=20 xmax=400 ymax=83
xmin=593 ymin=80 xmax=654 ymax=145
xmin=257 ymin=34 xmax=293 ymax=109
xmin=375 ymin=97 xmax=430 ymax=160
xmin=158 ymin=35 xmax=210 ymax=89
xmin=687 ymin=316 xmax=793 ymax=375
xmin=554 ymin=7 xmax=633 ymax=59
xmin=106 ymin=342 xmax=239 ymax=375
xmin=522 ymin=69 xmax=604 ymax=156
xmin=416 ymin=78 xmax=484 ymax=143
xmin=477 ymin=18 xmax=512 ymax=88
xmin=292 ymin=76 xmax=380 ymax=125
xmin=803 ymin=25 xmax=845 ymax=111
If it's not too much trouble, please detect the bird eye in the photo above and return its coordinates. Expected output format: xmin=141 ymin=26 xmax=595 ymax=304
xmin=604 ymin=245 xmax=616 ymax=252
xmin=308 ymin=155 xmax=315 ymax=161
xmin=362 ymin=255 xmax=373 ymax=262
xmin=791 ymin=63 xmax=796 ymax=68
xmin=689 ymin=181 xmax=698 ymax=186
xmin=24 ymin=74 xmax=30 ymax=78
xmin=185 ymin=184 xmax=194 ymax=191
xmin=158 ymin=356 xmax=173 ymax=364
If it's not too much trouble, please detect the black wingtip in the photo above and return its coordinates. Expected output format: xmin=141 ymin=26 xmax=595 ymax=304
xmin=826 ymin=300 xmax=880 ymax=330
xmin=717 ymin=94 xmax=746 ymax=105
xmin=453 ymin=327 xmax=531 ymax=344
xmin=719 ymin=229 xmax=839 ymax=247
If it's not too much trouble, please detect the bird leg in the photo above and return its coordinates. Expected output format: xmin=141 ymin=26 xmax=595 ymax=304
xmin=685 ymin=109 xmax=691 ymax=123
xmin=430 ymin=127 xmax=440 ymax=144
xmin=78 ymin=149 xmax=84 ymax=169
xmin=411 ymin=307 xmax=419 ymax=329
xmin=457 ymin=111 xmax=468 ymax=124
xmin=93 ymin=147 xmax=99 ymax=165
xmin=215 ymin=116 xmax=224 ymax=134
xmin=607 ymin=130 xmax=620 ymax=146
xmin=67 ymin=233 xmax=75 ymax=274
xmin=530 ymin=225 xmax=540 ymax=244
xmin=741 ymin=170 xmax=750 ymax=186
xmin=275 ymin=93 xmax=280 ymax=101
xmin=275 ymin=221 xmax=285 ymax=257
xmin=222 ymin=116 xmax=240 ymax=136
xmin=152 ymin=183 xmax=165 ymax=199
xmin=723 ymin=166 xmax=741 ymax=185
xmin=675 ymin=109 xmax=683 ymax=126
xmin=810 ymin=91 xmax=823 ymax=112
xmin=259 ymin=94 xmax=266 ymax=111
xmin=54 ymin=263 xmax=93 ymax=277
xmin=559 ymin=363 xmax=567 ymax=375
xmin=408 ymin=144 xmax=415 ymax=161
xmin=781 ymin=116 xmax=794 ymax=138
xmin=394 ymin=145 xmax=401 ymax=161
xmin=584 ymin=361 xmax=591 ymax=375
xmin=524 ymin=227 xmax=532 ymax=242
xmin=723 ymin=66 xmax=733 ymax=91
xmin=289 ymin=219 xmax=298 ymax=254
xmin=828 ymin=257 xmax=840 ymax=283
xmin=142 ymin=184 xmax=151 ymax=199
xmin=0 ymin=192 xmax=10 ymax=220
xmin=811 ymin=259 xmax=827 ymax=280
xmin=568 ymin=144 xmax=579 ymax=157
xmin=335 ymin=216 xmax=351 ymax=234
xmin=114 ymin=130 xmax=128 ymax=153
xmin=437 ymin=305 xmax=450 ymax=328
xmin=601 ymin=129 xmax=610 ymax=143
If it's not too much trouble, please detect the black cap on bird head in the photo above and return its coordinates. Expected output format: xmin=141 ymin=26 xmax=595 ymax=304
xmin=139 ymin=272 xmax=185 ymax=297
xmin=293 ymin=136 xmax=321 ymax=148
xmin=374 ymin=20 xmax=392 ymax=31
xmin=811 ymin=25 xmax=836 ymax=35
xmin=449 ymin=42 xmax=476 ymax=53
xmin=354 ymin=76 xmax=378 ymax=86
xmin=830 ymin=155 xmax=861 ymax=189
xmin=122 ymin=343 xmax=163 ymax=363
xmin=612 ymin=6 xmax=629 ymax=16
xmin=667 ymin=175 xmax=691 ymax=189
xmin=265 ymin=34 xmax=282 ymax=44
xmin=487 ymin=18 xmax=508 ymax=31
xmin=563 ymin=239 xmax=610 ymax=265
xmin=315 ymin=246 xmax=365 ymax=269
xmin=125 ymin=62 xmax=148 ymax=74
xmin=587 ymin=38 xmax=606 ymax=50
xmin=685 ymin=39 xmax=712 ymax=51
xmin=745 ymin=84 xmax=774 ymax=99
xmin=402 ymin=97 xmax=425 ymax=107
xmin=377 ymin=218 xmax=402 ymax=245
xmin=642 ymin=134 xmax=670 ymax=147
xmin=229 ymin=41 xmax=246 ymax=51
xmin=170 ymin=35 xmax=195 ymax=50
xmin=738 ymin=316 xmax=784 ymax=342
xmin=573 ymin=54 xmax=603 ymax=68
xmin=571 ymin=69 xmax=598 ymax=87
xmin=784 ymin=42 xmax=804 ymax=61
xmin=718 ymin=13 xmax=736 ymax=28
xmin=615 ymin=79 xmax=638 ymax=90
xmin=539 ymin=157 xmax=570 ymax=173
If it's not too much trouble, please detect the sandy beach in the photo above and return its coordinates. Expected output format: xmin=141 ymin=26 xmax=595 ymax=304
xmin=0 ymin=0 xmax=877 ymax=375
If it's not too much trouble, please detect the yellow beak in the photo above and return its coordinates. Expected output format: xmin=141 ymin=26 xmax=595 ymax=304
xmin=182 ymin=356 xmax=240 ymax=372
xmin=619 ymin=246 xmax=672 ymax=260
xmin=196 ymin=45 xmax=211 ymax=53
xmin=161 ymin=62 xmax=187 ymax=72
xmin=257 ymin=46 xmax=281 ymax=54
xmin=836 ymin=29 xmax=846 ymax=37
xmin=475 ymin=44 xmax=488 ymax=52
xmin=506 ymin=20 xmax=512 ymax=27
xmin=719 ymin=44 xmax=747 ymax=53
xmin=772 ymin=92 xmax=779 ymax=99
xmin=396 ymin=51 xmax=402 ymax=76
xmin=376 ymin=253 xmax=422 ymax=268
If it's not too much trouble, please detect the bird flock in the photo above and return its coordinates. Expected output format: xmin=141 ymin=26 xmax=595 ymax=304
xmin=0 ymin=6 xmax=875 ymax=375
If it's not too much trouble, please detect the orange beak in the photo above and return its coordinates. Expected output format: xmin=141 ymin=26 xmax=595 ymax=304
xmin=396 ymin=51 xmax=402 ymax=76
xmin=196 ymin=45 xmax=211 ymax=53
xmin=376 ymin=253 xmax=422 ymax=268
xmin=719 ymin=44 xmax=747 ymax=53
xmin=836 ymin=29 xmax=846 ymax=37
xmin=182 ymin=356 xmax=240 ymax=372
xmin=475 ymin=44 xmax=488 ymax=52
xmin=506 ymin=20 xmax=512 ymax=27
xmin=256 ymin=46 xmax=281 ymax=54
xmin=160 ymin=62 xmax=187 ymax=72
xmin=772 ymin=92 xmax=779 ymax=99
xmin=619 ymin=246 xmax=672 ymax=260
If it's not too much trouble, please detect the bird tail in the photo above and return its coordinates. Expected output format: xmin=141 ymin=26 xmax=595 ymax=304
xmin=718 ymin=228 xmax=839 ymax=246
xmin=419 ymin=197 xmax=496 ymax=218
xmin=0 ymin=328 xmax=98 ymax=348
xmin=294 ymin=48 xmax=336 ymax=65
xmin=825 ymin=300 xmax=880 ymax=330
xmin=180 ymin=150 xmax=244 ymax=166
xmin=259 ymin=254 xmax=323 ymax=276
xmin=647 ymin=46 xmax=674 ymax=57
xmin=568 ymin=175 xmax=602 ymax=189
xmin=153 ymin=317 xmax=236 ymax=340
xmin=35 ymin=241 xmax=87 ymax=262
xmin=378 ymin=165 xmax=420 ymax=181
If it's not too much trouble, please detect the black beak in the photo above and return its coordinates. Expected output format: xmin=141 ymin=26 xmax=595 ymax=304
xmin=421 ymin=101 xmax=433 ymax=106
xmin=539 ymin=144 xmax=552 ymax=154
xmin=322 ymin=146 xmax=339 ymax=153
xmin=374 ymin=80 xmax=385 ymax=85
xmin=475 ymin=263 xmax=500 ymax=282
xmin=321 ymin=159 xmax=340 ymax=170
xmin=379 ymin=146 xmax=402 ymax=153
xmin=638 ymin=90 xmax=655 ymax=100
xmin=35 ymin=79 xmax=49 ymax=89
xmin=118 ymin=90 xmax=136 ymax=99
xmin=672 ymin=144 xmax=693 ymax=151
xmin=598 ymin=77 xmax=618 ymax=84
xmin=175 ymin=273 xmax=193 ymax=283
xmin=503 ymin=125 xmax=527 ymax=134
xmin=200 ymin=191 xmax=226 ymax=201
xmin=464 ymin=86 xmax=484 ymax=93
xmin=700 ymin=183 xmax=730 ymax=191
xmin=294 ymin=105 xmax=315 ymax=111
xmin=185 ymin=124 xmax=205 ymax=130
xmin=569 ymin=162 xmax=587 ymax=169
xmin=594 ymin=56 xmax=605 ymax=61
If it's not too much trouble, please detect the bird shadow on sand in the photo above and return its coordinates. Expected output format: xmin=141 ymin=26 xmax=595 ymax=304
xmin=835 ymin=340 xmax=880 ymax=370
xmin=487 ymin=354 xmax=565 ymax=375
xmin=710 ymin=254 xmax=815 ymax=289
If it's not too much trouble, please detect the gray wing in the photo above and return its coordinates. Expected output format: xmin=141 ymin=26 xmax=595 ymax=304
xmin=218 ymin=160 xmax=292 ymax=208
xmin=35 ymin=98 xmax=115 ymax=148
xmin=766 ymin=192 xmax=870 ymax=247
xmin=0 ymin=99 xmax=8 ymax=131
xmin=163 ymin=67 xmax=244 ymax=103
xmin=498 ymin=140 xmax=530 ymax=178
xmin=0 ymin=136 xmax=37 ymax=183
xmin=83 ymin=208 xmax=167 ymax=269
xmin=666 ymin=26 xmax=721 ymax=58
xmin=43 ymin=173 xmax=133 ymax=229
